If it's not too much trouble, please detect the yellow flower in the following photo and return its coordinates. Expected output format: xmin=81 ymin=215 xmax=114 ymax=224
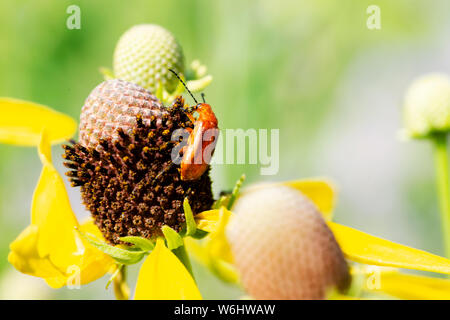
xmin=191 ymin=178 xmax=450 ymax=300
xmin=0 ymin=98 xmax=76 ymax=146
xmin=2 ymin=99 xmax=201 ymax=299
xmin=8 ymin=131 xmax=114 ymax=288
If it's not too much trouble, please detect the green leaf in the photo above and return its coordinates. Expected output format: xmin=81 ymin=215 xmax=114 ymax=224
xmin=76 ymin=228 xmax=146 ymax=265
xmin=191 ymin=229 xmax=209 ymax=239
xmin=210 ymin=259 xmax=240 ymax=284
xmin=172 ymin=244 xmax=194 ymax=277
xmin=161 ymin=226 xmax=183 ymax=250
xmin=105 ymin=264 xmax=123 ymax=289
xmin=213 ymin=195 xmax=230 ymax=209
xmin=119 ymin=236 xmax=155 ymax=251
xmin=227 ymin=174 xmax=246 ymax=210
xmin=173 ymin=78 xmax=186 ymax=96
xmin=183 ymin=198 xmax=197 ymax=237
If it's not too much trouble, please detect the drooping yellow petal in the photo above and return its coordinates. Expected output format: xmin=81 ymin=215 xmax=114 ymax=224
xmin=195 ymin=209 xmax=221 ymax=233
xmin=184 ymin=237 xmax=210 ymax=266
xmin=76 ymin=219 xmax=115 ymax=284
xmin=134 ymin=238 xmax=202 ymax=300
xmin=192 ymin=207 xmax=239 ymax=284
xmin=44 ymin=219 xmax=114 ymax=288
xmin=38 ymin=129 xmax=52 ymax=165
xmin=0 ymin=97 xmax=77 ymax=146
xmin=373 ymin=272 xmax=450 ymax=300
xmin=283 ymin=179 xmax=336 ymax=220
xmin=206 ymin=207 xmax=234 ymax=264
xmin=78 ymin=218 xmax=109 ymax=242
xmin=32 ymin=132 xmax=80 ymax=270
xmin=329 ymin=222 xmax=450 ymax=274
xmin=194 ymin=207 xmax=234 ymax=262
xmin=8 ymin=225 xmax=65 ymax=280
xmin=8 ymin=132 xmax=112 ymax=288
xmin=355 ymin=266 xmax=450 ymax=300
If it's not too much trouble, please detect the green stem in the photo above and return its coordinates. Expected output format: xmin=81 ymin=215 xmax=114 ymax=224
xmin=113 ymin=265 xmax=130 ymax=300
xmin=433 ymin=133 xmax=450 ymax=259
xmin=173 ymin=241 xmax=194 ymax=279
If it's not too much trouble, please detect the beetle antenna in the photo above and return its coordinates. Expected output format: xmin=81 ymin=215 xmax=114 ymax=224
xmin=201 ymin=93 xmax=206 ymax=103
xmin=169 ymin=69 xmax=198 ymax=104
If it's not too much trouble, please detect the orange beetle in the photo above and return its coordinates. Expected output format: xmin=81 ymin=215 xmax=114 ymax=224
xmin=181 ymin=102 xmax=219 ymax=180
xmin=169 ymin=70 xmax=219 ymax=181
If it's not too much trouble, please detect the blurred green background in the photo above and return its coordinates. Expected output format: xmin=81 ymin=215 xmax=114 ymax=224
xmin=0 ymin=0 xmax=449 ymax=299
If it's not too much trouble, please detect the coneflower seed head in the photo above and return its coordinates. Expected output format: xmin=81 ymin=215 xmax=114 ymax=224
xmin=227 ymin=185 xmax=350 ymax=300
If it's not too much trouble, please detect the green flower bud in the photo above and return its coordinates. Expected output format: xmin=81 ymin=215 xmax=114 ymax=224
xmin=403 ymin=73 xmax=450 ymax=139
xmin=113 ymin=24 xmax=184 ymax=93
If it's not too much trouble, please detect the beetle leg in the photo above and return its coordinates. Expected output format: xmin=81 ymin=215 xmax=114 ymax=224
xmin=186 ymin=112 xmax=196 ymax=123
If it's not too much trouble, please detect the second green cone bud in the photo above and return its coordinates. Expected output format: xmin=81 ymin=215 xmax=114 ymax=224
xmin=113 ymin=24 xmax=185 ymax=93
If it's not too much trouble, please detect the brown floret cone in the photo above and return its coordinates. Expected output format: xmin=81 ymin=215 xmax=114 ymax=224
xmin=63 ymin=80 xmax=214 ymax=244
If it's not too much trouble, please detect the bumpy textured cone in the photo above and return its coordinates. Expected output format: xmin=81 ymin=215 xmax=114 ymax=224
xmin=403 ymin=73 xmax=450 ymax=138
xmin=113 ymin=24 xmax=184 ymax=93
xmin=65 ymin=80 xmax=214 ymax=244
xmin=79 ymin=79 xmax=165 ymax=149
xmin=227 ymin=185 xmax=350 ymax=300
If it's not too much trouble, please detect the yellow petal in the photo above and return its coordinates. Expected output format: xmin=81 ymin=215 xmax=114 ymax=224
xmin=206 ymin=207 xmax=234 ymax=264
xmin=134 ymin=238 xmax=202 ymax=300
xmin=8 ymin=225 xmax=65 ymax=280
xmin=183 ymin=237 xmax=210 ymax=266
xmin=44 ymin=220 xmax=114 ymax=288
xmin=32 ymin=132 xmax=79 ymax=270
xmin=9 ymin=133 xmax=111 ymax=288
xmin=328 ymin=293 xmax=364 ymax=300
xmin=374 ymin=272 xmax=450 ymax=300
xmin=0 ymin=97 xmax=77 ymax=146
xmin=198 ymin=207 xmax=239 ymax=284
xmin=44 ymin=276 xmax=70 ymax=289
xmin=79 ymin=218 xmax=106 ymax=241
xmin=37 ymin=130 xmax=52 ymax=165
xmin=77 ymin=219 xmax=115 ymax=285
xmin=329 ymin=222 xmax=450 ymax=274
xmin=184 ymin=237 xmax=239 ymax=284
xmin=283 ymin=179 xmax=336 ymax=220
xmin=195 ymin=209 xmax=221 ymax=233
xmin=31 ymin=150 xmax=80 ymax=269
xmin=208 ymin=259 xmax=240 ymax=284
